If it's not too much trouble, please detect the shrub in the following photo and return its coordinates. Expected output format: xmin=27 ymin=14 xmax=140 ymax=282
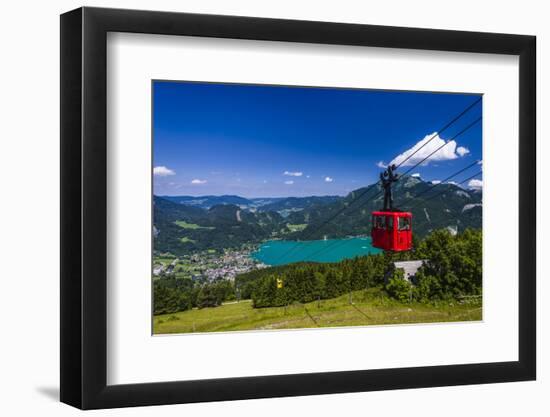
xmin=385 ymin=269 xmax=412 ymax=303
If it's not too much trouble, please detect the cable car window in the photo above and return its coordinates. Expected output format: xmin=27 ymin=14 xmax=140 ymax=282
xmin=387 ymin=216 xmax=394 ymax=230
xmin=374 ymin=215 xmax=385 ymax=229
xmin=398 ymin=216 xmax=411 ymax=231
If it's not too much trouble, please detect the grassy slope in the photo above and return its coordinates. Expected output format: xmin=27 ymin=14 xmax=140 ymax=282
xmin=174 ymin=220 xmax=214 ymax=230
xmin=153 ymin=289 xmax=482 ymax=334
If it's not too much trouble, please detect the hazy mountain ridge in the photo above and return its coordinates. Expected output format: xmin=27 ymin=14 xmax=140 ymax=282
xmin=161 ymin=195 xmax=256 ymax=209
xmin=160 ymin=194 xmax=341 ymax=213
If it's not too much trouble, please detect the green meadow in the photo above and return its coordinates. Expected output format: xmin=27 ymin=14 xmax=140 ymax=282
xmin=174 ymin=220 xmax=214 ymax=230
xmin=286 ymin=223 xmax=308 ymax=232
xmin=153 ymin=288 xmax=481 ymax=334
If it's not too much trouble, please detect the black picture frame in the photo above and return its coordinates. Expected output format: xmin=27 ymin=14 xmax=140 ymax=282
xmin=60 ymin=6 xmax=536 ymax=410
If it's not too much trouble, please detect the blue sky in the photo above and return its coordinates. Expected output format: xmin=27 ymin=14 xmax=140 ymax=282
xmin=153 ymin=81 xmax=482 ymax=198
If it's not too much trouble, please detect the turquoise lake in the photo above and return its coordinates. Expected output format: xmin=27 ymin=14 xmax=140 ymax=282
xmin=251 ymin=237 xmax=382 ymax=266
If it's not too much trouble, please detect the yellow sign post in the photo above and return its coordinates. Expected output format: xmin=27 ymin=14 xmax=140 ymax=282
xmin=276 ymin=278 xmax=283 ymax=289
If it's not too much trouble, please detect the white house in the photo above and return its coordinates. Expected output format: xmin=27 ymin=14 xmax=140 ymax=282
xmin=393 ymin=260 xmax=426 ymax=283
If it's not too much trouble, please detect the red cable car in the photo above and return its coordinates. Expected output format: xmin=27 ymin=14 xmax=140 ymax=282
xmin=371 ymin=210 xmax=412 ymax=252
xmin=370 ymin=164 xmax=413 ymax=252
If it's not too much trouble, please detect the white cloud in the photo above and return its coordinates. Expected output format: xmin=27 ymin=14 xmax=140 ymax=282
xmin=447 ymin=181 xmax=466 ymax=189
xmin=376 ymin=161 xmax=387 ymax=168
xmin=325 ymin=176 xmax=334 ymax=183
xmin=284 ymin=171 xmax=303 ymax=177
xmin=456 ymin=146 xmax=470 ymax=157
xmin=468 ymin=179 xmax=483 ymax=190
xmin=190 ymin=179 xmax=207 ymax=185
xmin=306 ymin=175 xmax=311 ymax=178
xmin=284 ymin=180 xmax=294 ymax=185
xmin=153 ymin=166 xmax=175 ymax=176
xmin=411 ymin=173 xmax=421 ymax=178
xmin=431 ymin=180 xmax=441 ymax=184
xmin=389 ymin=132 xmax=469 ymax=167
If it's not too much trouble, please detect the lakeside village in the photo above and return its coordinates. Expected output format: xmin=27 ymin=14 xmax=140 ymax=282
xmin=153 ymin=244 xmax=267 ymax=283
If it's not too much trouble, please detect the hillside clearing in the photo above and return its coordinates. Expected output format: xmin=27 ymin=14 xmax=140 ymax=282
xmin=286 ymin=223 xmax=307 ymax=232
xmin=174 ymin=220 xmax=214 ymax=230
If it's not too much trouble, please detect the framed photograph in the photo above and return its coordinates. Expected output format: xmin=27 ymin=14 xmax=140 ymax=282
xmin=60 ymin=7 xmax=536 ymax=409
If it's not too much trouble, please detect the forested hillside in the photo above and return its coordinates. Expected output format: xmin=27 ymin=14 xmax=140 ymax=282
xmin=154 ymin=196 xmax=283 ymax=256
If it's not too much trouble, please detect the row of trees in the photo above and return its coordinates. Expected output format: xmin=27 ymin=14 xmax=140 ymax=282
xmin=153 ymin=228 xmax=482 ymax=315
xmin=248 ymin=255 xmax=388 ymax=307
xmin=153 ymin=278 xmax=234 ymax=315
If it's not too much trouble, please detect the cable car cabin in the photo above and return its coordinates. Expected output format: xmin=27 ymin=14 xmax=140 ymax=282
xmin=371 ymin=211 xmax=412 ymax=252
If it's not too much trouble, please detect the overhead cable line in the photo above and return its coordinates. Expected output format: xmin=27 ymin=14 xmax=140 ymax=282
xmin=309 ymin=100 xmax=481 ymax=230
xmin=394 ymin=96 xmax=482 ymax=170
xmin=345 ymin=116 xmax=482 ymax=218
xmin=399 ymin=116 xmax=482 ymax=177
xmin=307 ymin=158 xmax=482 ymax=260
xmin=402 ymin=159 xmax=481 ymax=203
xmin=268 ymin=182 xmax=381 ymax=264
xmin=268 ymin=97 xmax=482 ymax=264
xmin=405 ymin=170 xmax=483 ymax=211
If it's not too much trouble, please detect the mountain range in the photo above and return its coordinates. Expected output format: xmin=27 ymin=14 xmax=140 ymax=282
xmin=285 ymin=175 xmax=482 ymax=240
xmin=154 ymin=175 xmax=481 ymax=257
xmin=159 ymin=194 xmax=340 ymax=215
